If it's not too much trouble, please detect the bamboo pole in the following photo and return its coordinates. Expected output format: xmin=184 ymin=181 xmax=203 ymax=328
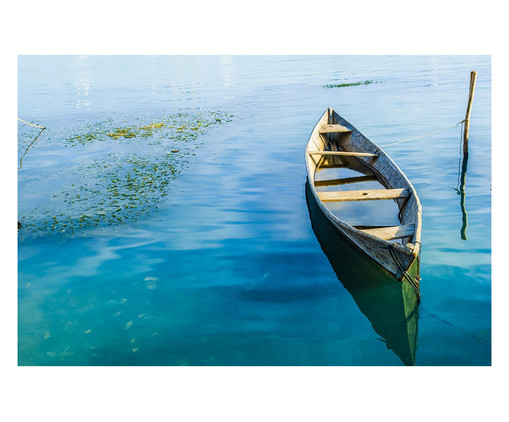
xmin=463 ymin=71 xmax=477 ymax=155
xmin=458 ymin=71 xmax=477 ymax=240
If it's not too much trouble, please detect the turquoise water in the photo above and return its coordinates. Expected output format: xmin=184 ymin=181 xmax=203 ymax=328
xmin=18 ymin=56 xmax=491 ymax=365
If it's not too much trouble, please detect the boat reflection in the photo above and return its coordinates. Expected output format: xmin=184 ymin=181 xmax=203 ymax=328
xmin=306 ymin=181 xmax=420 ymax=366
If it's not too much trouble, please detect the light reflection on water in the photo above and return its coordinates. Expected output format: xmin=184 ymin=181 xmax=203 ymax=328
xmin=18 ymin=56 xmax=490 ymax=365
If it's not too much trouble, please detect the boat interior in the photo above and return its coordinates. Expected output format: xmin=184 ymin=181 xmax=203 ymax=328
xmin=311 ymin=122 xmax=416 ymax=247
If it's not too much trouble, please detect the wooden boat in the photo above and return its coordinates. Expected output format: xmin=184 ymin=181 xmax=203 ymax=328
xmin=306 ymin=181 xmax=419 ymax=365
xmin=305 ymin=108 xmax=422 ymax=282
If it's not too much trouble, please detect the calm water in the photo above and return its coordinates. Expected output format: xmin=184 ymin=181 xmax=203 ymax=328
xmin=18 ymin=56 xmax=491 ymax=365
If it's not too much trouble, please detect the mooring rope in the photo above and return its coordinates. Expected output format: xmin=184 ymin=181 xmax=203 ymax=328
xmin=380 ymin=119 xmax=465 ymax=148
xmin=387 ymin=244 xmax=421 ymax=303
xmin=18 ymin=117 xmax=46 ymax=129
xmin=420 ymin=306 xmax=489 ymax=344
xmin=387 ymin=240 xmax=487 ymax=343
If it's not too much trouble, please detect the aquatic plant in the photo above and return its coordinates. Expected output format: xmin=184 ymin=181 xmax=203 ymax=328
xmin=18 ymin=111 xmax=235 ymax=240
xmin=66 ymin=111 xmax=232 ymax=146
xmin=323 ymin=80 xmax=383 ymax=88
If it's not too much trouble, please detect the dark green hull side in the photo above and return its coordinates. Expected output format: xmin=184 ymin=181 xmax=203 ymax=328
xmin=306 ymin=181 xmax=420 ymax=365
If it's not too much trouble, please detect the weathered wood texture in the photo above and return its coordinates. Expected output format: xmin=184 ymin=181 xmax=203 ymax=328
xmin=309 ymin=151 xmax=378 ymax=157
xmin=463 ymin=71 xmax=477 ymax=154
xmin=319 ymin=124 xmax=352 ymax=133
xmin=359 ymin=224 xmax=415 ymax=240
xmin=318 ymin=188 xmax=410 ymax=202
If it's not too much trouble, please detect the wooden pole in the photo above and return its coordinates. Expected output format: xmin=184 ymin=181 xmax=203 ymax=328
xmin=458 ymin=71 xmax=477 ymax=240
xmin=463 ymin=71 xmax=477 ymax=155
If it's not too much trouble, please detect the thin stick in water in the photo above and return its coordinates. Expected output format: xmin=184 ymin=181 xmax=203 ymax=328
xmin=463 ymin=71 xmax=477 ymax=154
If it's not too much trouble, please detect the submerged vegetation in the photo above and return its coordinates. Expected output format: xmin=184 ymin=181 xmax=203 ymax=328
xmin=18 ymin=111 xmax=234 ymax=239
xmin=323 ymin=80 xmax=383 ymax=88
xmin=67 ymin=112 xmax=231 ymax=146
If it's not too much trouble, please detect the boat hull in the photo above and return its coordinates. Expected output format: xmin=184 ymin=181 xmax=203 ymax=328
xmin=305 ymin=108 xmax=422 ymax=280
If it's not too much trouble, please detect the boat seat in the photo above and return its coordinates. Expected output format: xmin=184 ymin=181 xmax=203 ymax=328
xmin=319 ymin=124 xmax=352 ymax=134
xmin=356 ymin=224 xmax=415 ymax=240
xmin=317 ymin=188 xmax=410 ymax=202
xmin=315 ymin=175 xmax=377 ymax=187
xmin=309 ymin=151 xmax=378 ymax=157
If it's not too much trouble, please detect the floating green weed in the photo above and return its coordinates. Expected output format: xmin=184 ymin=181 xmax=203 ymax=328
xmin=18 ymin=111 xmax=235 ymax=239
xmin=108 ymin=128 xmax=137 ymax=139
xmin=66 ymin=111 xmax=233 ymax=146
xmin=323 ymin=80 xmax=383 ymax=88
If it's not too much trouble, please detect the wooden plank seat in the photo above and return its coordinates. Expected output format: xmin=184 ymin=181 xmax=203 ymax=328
xmin=356 ymin=224 xmax=415 ymax=241
xmin=309 ymin=151 xmax=378 ymax=157
xmin=317 ymin=188 xmax=410 ymax=202
xmin=319 ymin=124 xmax=352 ymax=133
xmin=315 ymin=175 xmax=378 ymax=187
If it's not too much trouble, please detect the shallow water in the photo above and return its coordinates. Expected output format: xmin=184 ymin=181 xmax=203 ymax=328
xmin=18 ymin=56 xmax=491 ymax=365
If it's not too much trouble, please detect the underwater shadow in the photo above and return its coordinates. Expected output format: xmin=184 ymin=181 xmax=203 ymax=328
xmin=305 ymin=181 xmax=420 ymax=366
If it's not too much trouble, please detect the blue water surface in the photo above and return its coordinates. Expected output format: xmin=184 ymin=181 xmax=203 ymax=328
xmin=18 ymin=56 xmax=491 ymax=365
